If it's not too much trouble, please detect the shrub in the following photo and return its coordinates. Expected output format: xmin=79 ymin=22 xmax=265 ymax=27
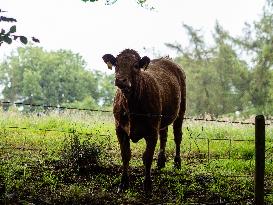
xmin=61 ymin=133 xmax=102 ymax=175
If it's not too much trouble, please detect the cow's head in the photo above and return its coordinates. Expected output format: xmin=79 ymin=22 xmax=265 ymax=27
xmin=102 ymin=49 xmax=150 ymax=95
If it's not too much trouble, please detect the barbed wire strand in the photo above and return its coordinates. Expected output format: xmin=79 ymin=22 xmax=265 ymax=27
xmin=1 ymin=100 xmax=272 ymax=125
xmin=0 ymin=125 xmax=111 ymax=137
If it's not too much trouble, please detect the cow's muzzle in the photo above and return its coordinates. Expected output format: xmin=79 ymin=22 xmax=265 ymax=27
xmin=115 ymin=78 xmax=132 ymax=93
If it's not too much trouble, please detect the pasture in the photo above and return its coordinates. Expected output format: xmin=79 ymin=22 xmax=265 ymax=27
xmin=0 ymin=109 xmax=273 ymax=204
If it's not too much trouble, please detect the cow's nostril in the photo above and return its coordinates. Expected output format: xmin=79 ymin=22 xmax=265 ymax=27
xmin=115 ymin=78 xmax=131 ymax=90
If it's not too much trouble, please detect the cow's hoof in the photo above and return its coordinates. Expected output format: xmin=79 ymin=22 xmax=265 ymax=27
xmin=117 ymin=181 xmax=129 ymax=193
xmin=157 ymin=152 xmax=166 ymax=169
xmin=117 ymin=175 xmax=129 ymax=193
xmin=174 ymin=156 xmax=181 ymax=169
xmin=143 ymin=178 xmax=152 ymax=196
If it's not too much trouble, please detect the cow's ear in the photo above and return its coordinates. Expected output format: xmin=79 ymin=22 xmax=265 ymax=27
xmin=102 ymin=54 xmax=116 ymax=70
xmin=139 ymin=56 xmax=150 ymax=70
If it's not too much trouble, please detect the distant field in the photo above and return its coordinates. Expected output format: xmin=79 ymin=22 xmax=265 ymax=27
xmin=0 ymin=110 xmax=273 ymax=204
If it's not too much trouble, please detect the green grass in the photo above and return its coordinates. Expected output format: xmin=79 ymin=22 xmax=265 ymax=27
xmin=0 ymin=109 xmax=273 ymax=204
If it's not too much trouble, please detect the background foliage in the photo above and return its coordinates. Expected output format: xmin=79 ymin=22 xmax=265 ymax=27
xmin=0 ymin=9 xmax=39 ymax=46
xmin=166 ymin=0 xmax=273 ymax=117
xmin=0 ymin=46 xmax=115 ymax=108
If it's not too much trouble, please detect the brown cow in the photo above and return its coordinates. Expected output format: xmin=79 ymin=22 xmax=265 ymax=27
xmin=102 ymin=49 xmax=186 ymax=194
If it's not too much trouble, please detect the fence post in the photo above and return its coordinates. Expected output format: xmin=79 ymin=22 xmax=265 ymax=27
xmin=255 ymin=115 xmax=265 ymax=205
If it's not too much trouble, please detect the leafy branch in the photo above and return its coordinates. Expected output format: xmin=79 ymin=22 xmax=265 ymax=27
xmin=81 ymin=0 xmax=154 ymax=9
xmin=0 ymin=9 xmax=39 ymax=46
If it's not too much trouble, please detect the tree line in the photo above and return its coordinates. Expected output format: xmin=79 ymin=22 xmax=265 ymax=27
xmin=167 ymin=0 xmax=273 ymax=117
xmin=0 ymin=46 xmax=115 ymax=110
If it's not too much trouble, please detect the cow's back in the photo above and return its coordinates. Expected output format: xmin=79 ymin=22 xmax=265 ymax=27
xmin=146 ymin=58 xmax=186 ymax=128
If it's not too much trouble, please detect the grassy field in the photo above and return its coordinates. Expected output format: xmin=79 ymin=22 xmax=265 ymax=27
xmin=0 ymin=109 xmax=273 ymax=204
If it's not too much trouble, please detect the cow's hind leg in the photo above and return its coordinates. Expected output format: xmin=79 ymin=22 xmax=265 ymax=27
xmin=173 ymin=93 xmax=186 ymax=169
xmin=116 ymin=126 xmax=131 ymax=193
xmin=157 ymin=127 xmax=168 ymax=169
xmin=173 ymin=116 xmax=183 ymax=169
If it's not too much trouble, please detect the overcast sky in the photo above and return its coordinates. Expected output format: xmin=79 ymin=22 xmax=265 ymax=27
xmin=0 ymin=0 xmax=265 ymax=72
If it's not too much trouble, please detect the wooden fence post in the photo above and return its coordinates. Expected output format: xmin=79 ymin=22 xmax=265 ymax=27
xmin=255 ymin=115 xmax=265 ymax=205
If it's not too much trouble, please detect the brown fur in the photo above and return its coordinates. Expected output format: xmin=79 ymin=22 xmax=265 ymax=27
xmin=102 ymin=49 xmax=186 ymax=194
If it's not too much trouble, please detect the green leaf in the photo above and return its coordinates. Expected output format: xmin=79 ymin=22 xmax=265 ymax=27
xmin=0 ymin=29 xmax=5 ymax=34
xmin=9 ymin=25 xmax=16 ymax=33
xmin=0 ymin=16 xmax=17 ymax=22
xmin=3 ymin=35 xmax=12 ymax=44
xmin=32 ymin=37 xmax=40 ymax=43
xmin=20 ymin=36 xmax=28 ymax=44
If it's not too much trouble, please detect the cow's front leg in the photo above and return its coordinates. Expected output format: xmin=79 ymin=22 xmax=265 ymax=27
xmin=143 ymin=132 xmax=158 ymax=194
xmin=116 ymin=126 xmax=131 ymax=193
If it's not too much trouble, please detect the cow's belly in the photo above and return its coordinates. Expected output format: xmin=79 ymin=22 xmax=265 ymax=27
xmin=158 ymin=106 xmax=180 ymax=130
xmin=160 ymin=115 xmax=177 ymax=129
xmin=129 ymin=121 xmax=151 ymax=142
xmin=160 ymin=102 xmax=180 ymax=129
xmin=121 ymin=119 xmax=158 ymax=143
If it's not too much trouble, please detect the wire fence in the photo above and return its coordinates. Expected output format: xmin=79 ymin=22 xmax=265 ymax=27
xmin=0 ymin=124 xmax=110 ymax=137
xmin=1 ymin=100 xmax=272 ymax=126
xmin=0 ymin=101 xmax=272 ymax=204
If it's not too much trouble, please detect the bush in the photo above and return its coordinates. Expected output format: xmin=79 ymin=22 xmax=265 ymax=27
xmin=61 ymin=133 xmax=102 ymax=175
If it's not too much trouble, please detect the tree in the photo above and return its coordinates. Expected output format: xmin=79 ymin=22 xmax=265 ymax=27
xmin=97 ymin=72 xmax=115 ymax=107
xmin=167 ymin=23 xmax=251 ymax=117
xmin=211 ymin=22 xmax=251 ymax=115
xmin=0 ymin=46 xmax=100 ymax=107
xmin=0 ymin=9 xmax=39 ymax=46
xmin=234 ymin=0 xmax=273 ymax=116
